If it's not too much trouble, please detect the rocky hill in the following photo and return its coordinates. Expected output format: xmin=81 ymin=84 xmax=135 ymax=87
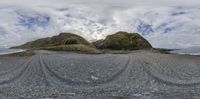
xmin=12 ymin=32 xmax=152 ymax=53
xmin=12 ymin=33 xmax=100 ymax=53
xmin=13 ymin=33 xmax=91 ymax=49
xmin=93 ymin=31 xmax=152 ymax=50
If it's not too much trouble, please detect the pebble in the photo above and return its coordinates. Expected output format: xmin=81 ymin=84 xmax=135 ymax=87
xmin=91 ymin=76 xmax=99 ymax=80
xmin=133 ymin=93 xmax=142 ymax=97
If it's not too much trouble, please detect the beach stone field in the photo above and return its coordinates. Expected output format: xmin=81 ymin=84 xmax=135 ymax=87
xmin=0 ymin=50 xmax=200 ymax=99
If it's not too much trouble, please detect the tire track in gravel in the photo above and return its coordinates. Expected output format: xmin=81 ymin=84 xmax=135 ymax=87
xmin=38 ymin=54 xmax=51 ymax=86
xmin=18 ymin=56 xmax=37 ymax=86
xmin=0 ymin=57 xmax=33 ymax=85
xmin=18 ymin=54 xmax=51 ymax=86
xmin=13 ymin=54 xmax=51 ymax=87
xmin=40 ymin=54 xmax=131 ymax=86
xmin=138 ymin=52 xmax=200 ymax=87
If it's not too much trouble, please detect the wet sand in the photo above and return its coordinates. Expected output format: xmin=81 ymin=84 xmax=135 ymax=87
xmin=0 ymin=50 xmax=200 ymax=98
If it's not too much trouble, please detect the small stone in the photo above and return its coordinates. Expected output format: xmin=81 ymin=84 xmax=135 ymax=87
xmin=65 ymin=92 xmax=76 ymax=96
xmin=143 ymin=92 xmax=150 ymax=96
xmin=133 ymin=93 xmax=142 ymax=97
xmin=85 ymin=80 xmax=90 ymax=83
xmin=91 ymin=76 xmax=99 ymax=80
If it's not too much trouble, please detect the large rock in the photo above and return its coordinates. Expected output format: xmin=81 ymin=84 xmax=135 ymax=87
xmin=93 ymin=31 xmax=152 ymax=50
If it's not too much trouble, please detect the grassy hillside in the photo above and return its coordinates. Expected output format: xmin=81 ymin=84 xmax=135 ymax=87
xmin=93 ymin=31 xmax=152 ymax=50
xmin=12 ymin=33 xmax=91 ymax=49
xmin=12 ymin=32 xmax=153 ymax=53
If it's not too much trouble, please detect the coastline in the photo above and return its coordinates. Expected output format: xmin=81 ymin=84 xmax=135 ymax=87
xmin=0 ymin=48 xmax=25 ymax=55
xmin=1 ymin=47 xmax=199 ymax=57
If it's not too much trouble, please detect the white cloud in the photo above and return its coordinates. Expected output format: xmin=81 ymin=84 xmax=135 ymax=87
xmin=0 ymin=0 xmax=200 ymax=7
xmin=0 ymin=0 xmax=200 ymax=48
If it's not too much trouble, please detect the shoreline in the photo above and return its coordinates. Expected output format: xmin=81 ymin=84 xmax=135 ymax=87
xmin=1 ymin=48 xmax=200 ymax=57
xmin=0 ymin=48 xmax=25 ymax=55
xmin=0 ymin=50 xmax=35 ymax=57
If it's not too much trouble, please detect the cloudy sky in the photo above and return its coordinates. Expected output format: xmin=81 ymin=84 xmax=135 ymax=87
xmin=0 ymin=0 xmax=200 ymax=48
xmin=1 ymin=0 xmax=200 ymax=7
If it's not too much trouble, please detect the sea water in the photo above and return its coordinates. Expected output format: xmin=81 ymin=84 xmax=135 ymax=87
xmin=170 ymin=47 xmax=200 ymax=55
xmin=0 ymin=48 xmax=25 ymax=55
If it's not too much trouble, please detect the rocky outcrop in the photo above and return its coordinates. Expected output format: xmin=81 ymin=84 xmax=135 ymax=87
xmin=12 ymin=32 xmax=152 ymax=53
xmin=11 ymin=33 xmax=101 ymax=54
xmin=12 ymin=33 xmax=91 ymax=49
xmin=93 ymin=31 xmax=152 ymax=50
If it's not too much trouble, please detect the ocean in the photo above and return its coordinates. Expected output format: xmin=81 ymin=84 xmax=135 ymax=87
xmin=0 ymin=48 xmax=25 ymax=55
xmin=170 ymin=47 xmax=200 ymax=55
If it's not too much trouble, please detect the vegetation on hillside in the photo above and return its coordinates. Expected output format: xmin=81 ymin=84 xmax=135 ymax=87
xmin=12 ymin=33 xmax=91 ymax=49
xmin=93 ymin=31 xmax=152 ymax=50
xmin=44 ymin=44 xmax=101 ymax=54
xmin=12 ymin=32 xmax=152 ymax=53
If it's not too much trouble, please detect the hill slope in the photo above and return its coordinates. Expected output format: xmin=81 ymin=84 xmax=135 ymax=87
xmin=12 ymin=33 xmax=100 ymax=53
xmin=13 ymin=33 xmax=91 ymax=49
xmin=93 ymin=32 xmax=152 ymax=50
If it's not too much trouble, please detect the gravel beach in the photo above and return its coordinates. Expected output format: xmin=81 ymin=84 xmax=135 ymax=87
xmin=0 ymin=50 xmax=200 ymax=98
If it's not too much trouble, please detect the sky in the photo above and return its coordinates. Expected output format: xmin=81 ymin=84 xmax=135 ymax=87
xmin=1 ymin=0 xmax=200 ymax=7
xmin=0 ymin=0 xmax=200 ymax=48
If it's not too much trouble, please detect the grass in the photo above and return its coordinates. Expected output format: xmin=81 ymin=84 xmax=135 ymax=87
xmin=93 ymin=31 xmax=152 ymax=50
xmin=11 ymin=33 xmax=92 ymax=49
xmin=44 ymin=44 xmax=102 ymax=54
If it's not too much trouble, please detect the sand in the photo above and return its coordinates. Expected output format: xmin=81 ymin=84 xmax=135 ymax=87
xmin=0 ymin=50 xmax=200 ymax=98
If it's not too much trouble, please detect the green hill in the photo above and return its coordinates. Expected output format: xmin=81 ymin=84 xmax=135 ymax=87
xmin=12 ymin=32 xmax=152 ymax=53
xmin=93 ymin=31 xmax=152 ymax=50
xmin=12 ymin=33 xmax=100 ymax=54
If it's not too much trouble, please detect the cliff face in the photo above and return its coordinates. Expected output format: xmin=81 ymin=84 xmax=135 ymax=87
xmin=93 ymin=31 xmax=152 ymax=50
